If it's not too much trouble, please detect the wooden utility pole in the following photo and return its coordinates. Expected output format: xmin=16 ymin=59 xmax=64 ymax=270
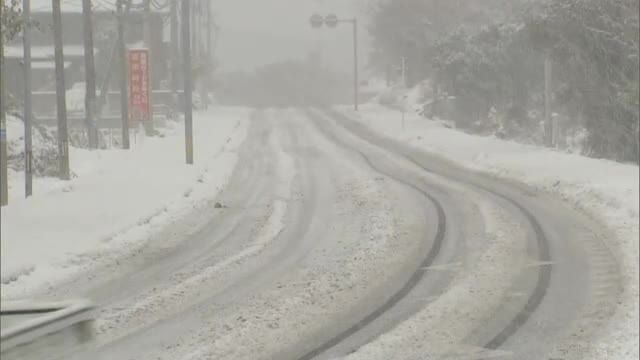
xmin=170 ymin=0 xmax=179 ymax=111
xmin=117 ymin=0 xmax=130 ymax=149
xmin=82 ymin=0 xmax=99 ymax=148
xmin=0 ymin=0 xmax=8 ymax=206
xmin=182 ymin=0 xmax=193 ymax=165
xmin=23 ymin=0 xmax=33 ymax=196
xmin=52 ymin=0 xmax=70 ymax=180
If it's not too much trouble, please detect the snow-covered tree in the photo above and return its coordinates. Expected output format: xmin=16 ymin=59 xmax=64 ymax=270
xmin=1 ymin=0 xmax=23 ymax=41
xmin=367 ymin=0 xmax=639 ymax=163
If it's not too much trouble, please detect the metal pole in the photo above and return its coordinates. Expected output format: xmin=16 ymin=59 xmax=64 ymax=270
xmin=182 ymin=0 xmax=193 ymax=164
xmin=204 ymin=0 xmax=212 ymax=109
xmin=117 ymin=0 xmax=130 ymax=149
xmin=544 ymin=53 xmax=553 ymax=147
xmin=170 ymin=0 xmax=179 ymax=111
xmin=0 ymin=0 xmax=8 ymax=206
xmin=82 ymin=0 xmax=98 ymax=149
xmin=97 ymin=1 xmax=132 ymax=117
xmin=207 ymin=0 xmax=212 ymax=73
xmin=143 ymin=0 xmax=152 ymax=50
xmin=191 ymin=0 xmax=197 ymax=62
xmin=401 ymin=56 xmax=406 ymax=130
xmin=142 ymin=0 xmax=154 ymax=135
xmin=23 ymin=0 xmax=33 ymax=196
xmin=553 ymin=113 xmax=560 ymax=148
xmin=353 ymin=18 xmax=359 ymax=111
xmin=52 ymin=0 xmax=70 ymax=180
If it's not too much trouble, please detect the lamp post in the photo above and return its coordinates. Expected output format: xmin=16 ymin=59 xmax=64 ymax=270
xmin=310 ymin=13 xmax=359 ymax=111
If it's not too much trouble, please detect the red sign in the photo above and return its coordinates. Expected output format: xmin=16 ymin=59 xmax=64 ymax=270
xmin=128 ymin=49 xmax=151 ymax=125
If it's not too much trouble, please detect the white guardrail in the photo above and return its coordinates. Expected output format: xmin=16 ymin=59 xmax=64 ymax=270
xmin=0 ymin=299 xmax=96 ymax=360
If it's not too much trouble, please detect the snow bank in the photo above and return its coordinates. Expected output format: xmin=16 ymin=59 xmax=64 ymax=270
xmin=341 ymin=103 xmax=639 ymax=360
xmin=0 ymin=107 xmax=250 ymax=299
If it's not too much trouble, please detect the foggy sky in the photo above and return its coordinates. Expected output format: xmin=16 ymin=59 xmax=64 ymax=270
xmin=212 ymin=0 xmax=369 ymax=74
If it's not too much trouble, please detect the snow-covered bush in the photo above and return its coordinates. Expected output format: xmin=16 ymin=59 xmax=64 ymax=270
xmin=6 ymin=115 xmax=60 ymax=177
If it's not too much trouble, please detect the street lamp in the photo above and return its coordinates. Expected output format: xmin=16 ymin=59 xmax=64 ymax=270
xmin=310 ymin=13 xmax=359 ymax=111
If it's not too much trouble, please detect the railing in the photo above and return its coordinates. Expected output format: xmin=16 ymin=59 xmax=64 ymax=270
xmin=29 ymin=90 xmax=184 ymax=129
xmin=1 ymin=299 xmax=96 ymax=360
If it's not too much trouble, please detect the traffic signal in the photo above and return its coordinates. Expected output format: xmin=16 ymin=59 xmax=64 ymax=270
xmin=324 ymin=14 xmax=339 ymax=28
xmin=310 ymin=14 xmax=323 ymax=28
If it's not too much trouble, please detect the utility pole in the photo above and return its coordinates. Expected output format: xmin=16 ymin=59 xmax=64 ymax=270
xmin=401 ymin=56 xmax=407 ymax=130
xmin=82 ymin=0 xmax=99 ymax=149
xmin=97 ymin=1 xmax=134 ymax=118
xmin=117 ymin=0 xmax=130 ymax=149
xmin=143 ymin=0 xmax=152 ymax=52
xmin=353 ymin=18 xmax=359 ymax=111
xmin=52 ymin=0 xmax=70 ymax=180
xmin=23 ymin=0 xmax=33 ymax=196
xmin=182 ymin=0 xmax=193 ymax=165
xmin=0 ymin=0 xmax=8 ymax=206
xmin=170 ymin=0 xmax=179 ymax=111
xmin=204 ymin=0 xmax=212 ymax=109
xmin=142 ymin=0 xmax=154 ymax=135
xmin=544 ymin=53 xmax=553 ymax=147
xmin=207 ymin=0 xmax=212 ymax=75
xmin=191 ymin=0 xmax=198 ymax=63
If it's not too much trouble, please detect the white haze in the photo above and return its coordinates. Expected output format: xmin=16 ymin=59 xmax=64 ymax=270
xmin=212 ymin=0 xmax=369 ymax=73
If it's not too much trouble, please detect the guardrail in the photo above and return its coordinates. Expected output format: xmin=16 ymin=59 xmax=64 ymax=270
xmin=1 ymin=299 xmax=96 ymax=360
xmin=28 ymin=89 xmax=183 ymax=129
xmin=32 ymin=103 xmax=176 ymax=130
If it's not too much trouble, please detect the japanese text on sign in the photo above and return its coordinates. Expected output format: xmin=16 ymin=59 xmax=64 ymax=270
xmin=128 ymin=49 xmax=151 ymax=124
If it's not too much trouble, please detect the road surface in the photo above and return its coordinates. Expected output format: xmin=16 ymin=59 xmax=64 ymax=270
xmin=44 ymin=108 xmax=619 ymax=360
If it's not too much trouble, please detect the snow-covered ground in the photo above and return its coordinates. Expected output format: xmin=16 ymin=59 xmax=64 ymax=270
xmin=0 ymin=107 xmax=250 ymax=300
xmin=339 ymin=103 xmax=639 ymax=359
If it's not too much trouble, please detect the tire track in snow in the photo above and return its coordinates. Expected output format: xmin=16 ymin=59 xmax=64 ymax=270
xmin=320 ymin=108 xmax=553 ymax=356
xmin=297 ymin=109 xmax=447 ymax=360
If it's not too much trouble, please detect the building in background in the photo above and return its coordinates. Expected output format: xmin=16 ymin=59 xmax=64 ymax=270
xmin=4 ymin=0 xmax=167 ymax=116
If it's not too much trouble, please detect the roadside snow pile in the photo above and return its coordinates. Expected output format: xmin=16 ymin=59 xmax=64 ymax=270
xmin=342 ymin=103 xmax=639 ymax=360
xmin=370 ymin=82 xmax=432 ymax=116
xmin=0 ymin=107 xmax=250 ymax=299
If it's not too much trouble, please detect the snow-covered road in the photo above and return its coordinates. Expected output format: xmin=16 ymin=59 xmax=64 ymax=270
xmin=3 ymin=107 xmax=631 ymax=360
